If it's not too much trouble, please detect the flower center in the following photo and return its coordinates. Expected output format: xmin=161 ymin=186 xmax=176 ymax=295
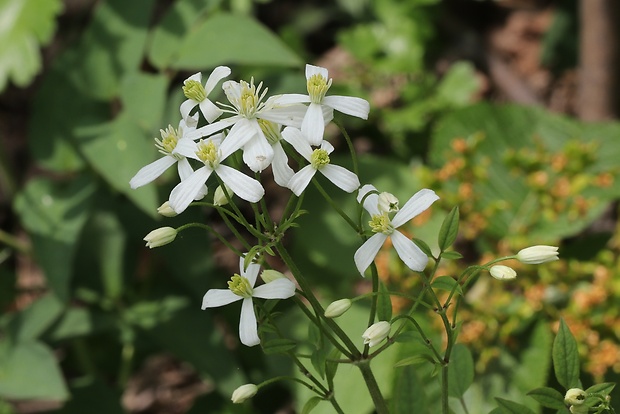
xmin=196 ymin=139 xmax=219 ymax=167
xmin=310 ymin=149 xmax=330 ymax=169
xmin=378 ymin=192 xmax=399 ymax=213
xmin=258 ymin=119 xmax=281 ymax=145
xmin=229 ymin=78 xmax=268 ymax=118
xmin=369 ymin=213 xmax=394 ymax=235
xmin=228 ymin=274 xmax=254 ymax=298
xmin=183 ymin=79 xmax=206 ymax=102
xmin=307 ymin=73 xmax=332 ymax=104
xmin=154 ymin=125 xmax=181 ymax=159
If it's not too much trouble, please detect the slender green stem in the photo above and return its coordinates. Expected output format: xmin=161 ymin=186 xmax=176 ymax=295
xmin=177 ymin=223 xmax=243 ymax=257
xmin=357 ymin=361 xmax=389 ymax=414
xmin=459 ymin=396 xmax=470 ymax=414
xmin=216 ymin=209 xmax=252 ymax=251
xmin=258 ymin=375 xmax=320 ymax=394
xmin=441 ymin=365 xmax=450 ymax=414
xmin=0 ymin=229 xmax=30 ymax=254
xmin=118 ymin=342 xmax=135 ymax=387
xmin=390 ymin=315 xmax=443 ymax=363
xmin=312 ymin=179 xmax=359 ymax=232
xmin=334 ymin=118 xmax=359 ymax=176
xmin=363 ymin=262 xmax=380 ymax=357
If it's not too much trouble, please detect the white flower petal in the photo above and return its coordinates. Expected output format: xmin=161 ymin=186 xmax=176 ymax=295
xmin=240 ymin=256 xmax=261 ymax=287
xmin=259 ymin=103 xmax=308 ymax=127
xmin=392 ymin=189 xmax=439 ymax=228
xmin=357 ymin=184 xmax=380 ymax=216
xmin=275 ymin=93 xmax=311 ymax=106
xmin=201 ymin=289 xmax=242 ymax=309
xmin=199 ymin=99 xmax=223 ymax=123
xmin=243 ymin=133 xmax=274 ymax=172
xmin=239 ymin=298 xmax=260 ymax=347
xmin=169 ymin=166 xmax=212 ymax=213
xmin=320 ymin=164 xmax=360 ymax=193
xmin=177 ymin=158 xmax=207 ymax=200
xmin=186 ymin=116 xmax=238 ymax=140
xmin=271 ymin=142 xmax=294 ymax=187
xmin=216 ymin=165 xmax=265 ymax=203
xmin=180 ymin=99 xmax=197 ymax=120
xmin=204 ymin=66 xmax=231 ymax=95
xmin=354 ymin=233 xmax=388 ymax=276
xmin=306 ymin=64 xmax=329 ymax=80
xmin=391 ymin=230 xmax=429 ymax=272
xmin=301 ymin=103 xmax=325 ymax=146
xmin=185 ymin=72 xmax=202 ymax=83
xmin=129 ymin=156 xmax=177 ymax=189
xmin=323 ymin=95 xmax=370 ymax=119
xmin=287 ymin=165 xmax=317 ymax=196
xmin=219 ymin=118 xmax=257 ymax=160
xmin=253 ymin=278 xmax=296 ymax=299
xmin=281 ymin=126 xmax=313 ymax=160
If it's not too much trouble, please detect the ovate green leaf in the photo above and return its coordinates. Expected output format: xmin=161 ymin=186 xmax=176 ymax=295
xmin=553 ymin=319 xmax=580 ymax=390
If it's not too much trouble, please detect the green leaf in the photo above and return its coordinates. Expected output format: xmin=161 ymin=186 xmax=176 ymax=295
xmin=438 ymin=206 xmax=459 ymax=251
xmin=301 ymin=396 xmax=322 ymax=414
xmin=391 ymin=365 xmax=428 ymax=414
xmin=45 ymin=307 xmax=115 ymax=341
xmin=431 ymin=275 xmax=462 ymax=296
xmin=553 ymin=319 xmax=580 ymax=390
xmin=325 ymin=348 xmax=340 ymax=390
xmin=262 ymin=338 xmax=296 ymax=355
xmin=54 ymin=377 xmax=124 ymax=414
xmin=495 ymin=398 xmax=536 ymax=414
xmin=585 ymin=382 xmax=615 ymax=395
xmin=0 ymin=0 xmax=62 ymax=90
xmin=173 ymin=12 xmax=301 ymax=70
xmin=393 ymin=353 xmax=435 ymax=368
xmin=412 ymin=237 xmax=433 ymax=258
xmin=527 ymin=387 xmax=566 ymax=409
xmin=377 ymin=281 xmax=392 ymax=322
xmin=8 ymin=294 xmax=64 ymax=341
xmin=448 ymin=343 xmax=474 ymax=398
xmin=440 ymin=251 xmax=463 ymax=260
xmin=435 ymin=61 xmax=481 ymax=107
xmin=0 ymin=340 xmax=68 ymax=400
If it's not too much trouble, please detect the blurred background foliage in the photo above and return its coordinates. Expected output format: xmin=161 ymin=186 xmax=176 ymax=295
xmin=0 ymin=0 xmax=619 ymax=413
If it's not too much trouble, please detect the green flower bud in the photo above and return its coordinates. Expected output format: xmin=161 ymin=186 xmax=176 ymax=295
xmin=489 ymin=265 xmax=517 ymax=280
xmin=517 ymin=245 xmax=559 ymax=264
xmin=260 ymin=269 xmax=285 ymax=284
xmin=362 ymin=321 xmax=391 ymax=347
xmin=144 ymin=227 xmax=177 ymax=248
xmin=324 ymin=299 xmax=352 ymax=318
xmin=231 ymin=384 xmax=258 ymax=403
xmin=157 ymin=201 xmax=177 ymax=217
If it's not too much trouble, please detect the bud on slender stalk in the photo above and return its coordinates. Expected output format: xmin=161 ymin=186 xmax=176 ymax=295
xmin=489 ymin=265 xmax=517 ymax=280
xmin=260 ymin=269 xmax=285 ymax=284
xmin=214 ymin=184 xmax=232 ymax=206
xmin=565 ymin=388 xmax=586 ymax=406
xmin=516 ymin=245 xmax=559 ymax=264
xmin=362 ymin=321 xmax=391 ymax=347
xmin=157 ymin=201 xmax=177 ymax=217
xmin=144 ymin=227 xmax=177 ymax=248
xmin=231 ymin=384 xmax=258 ymax=403
xmin=324 ymin=299 xmax=352 ymax=318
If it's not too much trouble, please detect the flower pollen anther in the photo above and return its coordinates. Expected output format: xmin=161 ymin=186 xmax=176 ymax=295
xmin=228 ymin=274 xmax=254 ymax=298
xmin=196 ymin=140 xmax=219 ymax=167
xmin=183 ymin=79 xmax=207 ymax=102
xmin=310 ymin=148 xmax=330 ymax=169
xmin=307 ymin=73 xmax=332 ymax=104
xmin=369 ymin=213 xmax=394 ymax=235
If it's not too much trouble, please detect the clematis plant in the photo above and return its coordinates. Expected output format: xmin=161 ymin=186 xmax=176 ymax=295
xmin=127 ymin=63 xmax=599 ymax=414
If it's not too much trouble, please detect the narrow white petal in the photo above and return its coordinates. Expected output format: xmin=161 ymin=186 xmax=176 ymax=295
xmin=357 ymin=184 xmax=380 ymax=216
xmin=275 ymin=93 xmax=311 ymax=105
xmin=199 ymin=99 xmax=224 ymax=123
xmin=271 ymin=143 xmax=294 ymax=187
xmin=201 ymin=289 xmax=242 ymax=309
xmin=253 ymin=278 xmax=296 ymax=299
xmin=243 ymin=134 xmax=274 ymax=172
xmin=216 ymin=165 xmax=265 ymax=203
xmin=391 ymin=230 xmax=429 ymax=272
xmin=174 ymin=138 xmax=199 ymax=160
xmin=287 ymin=165 xmax=316 ymax=196
xmin=354 ymin=233 xmax=387 ymax=276
xmin=322 ymin=106 xmax=334 ymax=125
xmin=392 ymin=189 xmax=440 ymax=228
xmin=169 ymin=167 xmax=212 ymax=213
xmin=129 ymin=156 xmax=176 ymax=189
xmin=306 ymin=64 xmax=329 ymax=80
xmin=323 ymin=95 xmax=370 ymax=119
xmin=204 ymin=66 xmax=231 ymax=95
xmin=219 ymin=118 xmax=257 ymax=160
xmin=259 ymin=104 xmax=308 ymax=127
xmin=180 ymin=99 xmax=197 ymax=120
xmin=320 ymin=164 xmax=359 ymax=193
xmin=301 ymin=103 xmax=325 ymax=146
xmin=185 ymin=116 xmax=238 ymax=140
xmin=177 ymin=159 xmax=208 ymax=200
xmin=281 ymin=126 xmax=312 ymax=160
xmin=240 ymin=257 xmax=261 ymax=287
xmin=239 ymin=298 xmax=260 ymax=347
xmin=185 ymin=72 xmax=202 ymax=83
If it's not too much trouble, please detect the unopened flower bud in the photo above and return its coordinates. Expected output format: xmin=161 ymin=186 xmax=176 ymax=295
xmin=214 ymin=184 xmax=232 ymax=206
xmin=144 ymin=227 xmax=177 ymax=248
xmin=489 ymin=265 xmax=517 ymax=280
xmin=260 ymin=269 xmax=285 ymax=284
xmin=324 ymin=299 xmax=352 ymax=318
xmin=378 ymin=192 xmax=399 ymax=213
xmin=570 ymin=406 xmax=589 ymax=414
xmin=362 ymin=321 xmax=391 ymax=347
xmin=157 ymin=201 xmax=177 ymax=217
xmin=565 ymin=388 xmax=586 ymax=406
xmin=231 ymin=384 xmax=258 ymax=403
xmin=516 ymin=245 xmax=559 ymax=264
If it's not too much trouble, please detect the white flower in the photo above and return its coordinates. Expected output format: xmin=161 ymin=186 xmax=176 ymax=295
xmin=143 ymin=227 xmax=177 ymax=248
xmin=324 ymin=299 xmax=352 ymax=318
xmin=516 ymin=245 xmax=559 ymax=264
xmin=362 ymin=321 xmax=391 ymax=347
xmin=354 ymin=184 xmax=439 ymax=276
xmin=489 ymin=265 xmax=517 ymax=280
xmin=186 ymin=78 xmax=307 ymax=172
xmin=565 ymin=388 xmax=586 ymax=406
xmin=129 ymin=115 xmax=207 ymax=201
xmin=282 ymin=127 xmax=359 ymax=196
xmin=169 ymin=134 xmax=265 ymax=214
xmin=231 ymin=384 xmax=258 ymax=403
xmin=201 ymin=256 xmax=296 ymax=347
xmin=278 ymin=64 xmax=370 ymax=145
xmin=180 ymin=67 xmax=231 ymax=123
xmin=258 ymin=119 xmax=294 ymax=187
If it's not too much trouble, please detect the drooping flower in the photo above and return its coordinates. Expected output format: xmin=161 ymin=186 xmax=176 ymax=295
xmin=278 ymin=64 xmax=370 ymax=145
xmin=180 ymin=67 xmax=231 ymax=122
xmin=231 ymin=384 xmax=258 ymax=403
xmin=362 ymin=321 xmax=391 ymax=347
xmin=169 ymin=134 xmax=264 ymax=214
xmin=516 ymin=245 xmax=559 ymax=264
xmin=129 ymin=115 xmax=206 ymax=200
xmin=201 ymin=256 xmax=296 ymax=347
xmin=354 ymin=184 xmax=439 ymax=276
xmin=143 ymin=227 xmax=177 ymax=248
xmin=185 ymin=78 xmax=307 ymax=172
xmin=282 ymin=127 xmax=360 ymax=196
xmin=489 ymin=265 xmax=517 ymax=280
